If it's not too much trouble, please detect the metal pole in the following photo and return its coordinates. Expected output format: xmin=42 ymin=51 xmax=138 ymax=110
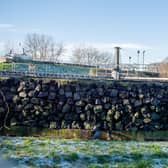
xmin=96 ymin=59 xmax=98 ymax=76
xmin=137 ymin=50 xmax=140 ymax=72
xmin=137 ymin=50 xmax=140 ymax=65
xmin=129 ymin=56 xmax=131 ymax=64
xmin=143 ymin=50 xmax=145 ymax=65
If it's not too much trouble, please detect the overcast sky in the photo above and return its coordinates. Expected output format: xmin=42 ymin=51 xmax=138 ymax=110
xmin=0 ymin=0 xmax=168 ymax=63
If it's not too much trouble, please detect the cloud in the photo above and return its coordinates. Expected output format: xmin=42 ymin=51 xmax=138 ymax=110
xmin=0 ymin=24 xmax=15 ymax=29
xmin=64 ymin=42 xmax=151 ymax=52
xmin=0 ymin=24 xmax=16 ymax=32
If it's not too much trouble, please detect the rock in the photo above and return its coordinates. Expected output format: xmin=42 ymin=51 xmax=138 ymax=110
xmin=62 ymin=104 xmax=71 ymax=113
xmin=151 ymin=113 xmax=160 ymax=120
xmin=49 ymin=121 xmax=57 ymax=128
xmin=22 ymin=110 xmax=27 ymax=117
xmin=34 ymin=105 xmax=43 ymax=111
xmin=86 ymin=110 xmax=91 ymax=121
xmin=94 ymin=105 xmax=103 ymax=114
xmin=42 ymin=84 xmax=49 ymax=91
xmin=135 ymin=119 xmax=143 ymax=126
xmin=24 ymin=104 xmax=33 ymax=110
xmin=13 ymin=95 xmax=20 ymax=103
xmin=65 ymin=92 xmax=73 ymax=98
xmin=102 ymin=97 xmax=110 ymax=103
xmin=38 ymin=92 xmax=48 ymax=98
xmin=44 ymin=104 xmax=52 ymax=110
xmin=84 ymin=122 xmax=92 ymax=129
xmin=17 ymin=82 xmax=26 ymax=92
xmin=43 ymin=111 xmax=49 ymax=116
xmin=35 ymin=111 xmax=40 ymax=116
xmin=85 ymin=104 xmax=93 ymax=111
xmin=95 ymin=99 xmax=101 ymax=105
xmin=107 ymin=109 xmax=114 ymax=116
xmin=139 ymin=94 xmax=144 ymax=99
xmin=21 ymin=98 xmax=29 ymax=105
xmin=143 ymin=118 xmax=151 ymax=124
xmin=15 ymin=105 xmax=23 ymax=112
xmin=75 ymin=100 xmax=85 ymax=107
xmin=35 ymin=84 xmax=41 ymax=92
xmin=80 ymin=113 xmax=85 ymax=121
xmin=151 ymin=98 xmax=159 ymax=106
xmin=28 ymin=81 xmax=36 ymax=90
xmin=134 ymin=100 xmax=142 ymax=107
xmin=143 ymin=98 xmax=151 ymax=104
xmin=10 ymin=87 xmax=17 ymax=93
xmin=92 ymin=126 xmax=101 ymax=139
xmin=30 ymin=98 xmax=39 ymax=105
xmin=153 ymin=122 xmax=161 ymax=129
xmin=28 ymin=90 xmax=35 ymax=97
xmin=114 ymin=111 xmax=121 ymax=120
xmin=104 ymin=103 xmax=111 ymax=110
xmin=123 ymin=99 xmax=129 ymax=105
xmin=74 ymin=93 xmax=80 ymax=101
xmin=119 ymin=91 xmax=127 ymax=99
xmin=48 ymin=92 xmax=56 ymax=100
xmin=115 ymin=121 xmax=123 ymax=130
xmin=76 ymin=107 xmax=83 ymax=114
xmin=110 ymin=89 xmax=118 ymax=97
xmin=19 ymin=91 xmax=27 ymax=98
xmin=10 ymin=118 xmax=17 ymax=126
xmin=67 ymin=98 xmax=74 ymax=105
xmin=134 ymin=112 xmax=139 ymax=118
xmin=97 ymin=88 xmax=104 ymax=96
xmin=59 ymin=89 xmax=64 ymax=95
xmin=49 ymin=85 xmax=57 ymax=92
xmin=64 ymin=113 xmax=73 ymax=121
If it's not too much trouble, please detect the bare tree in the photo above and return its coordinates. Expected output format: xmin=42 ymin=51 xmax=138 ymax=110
xmin=4 ymin=41 xmax=15 ymax=54
xmin=72 ymin=46 xmax=113 ymax=66
xmin=24 ymin=33 xmax=64 ymax=61
xmin=50 ymin=43 xmax=64 ymax=62
xmin=24 ymin=33 xmax=39 ymax=59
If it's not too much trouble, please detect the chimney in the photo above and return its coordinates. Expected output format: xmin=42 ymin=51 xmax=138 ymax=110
xmin=114 ymin=47 xmax=121 ymax=71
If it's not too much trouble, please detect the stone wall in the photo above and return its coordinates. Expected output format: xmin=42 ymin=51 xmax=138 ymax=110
xmin=0 ymin=78 xmax=168 ymax=131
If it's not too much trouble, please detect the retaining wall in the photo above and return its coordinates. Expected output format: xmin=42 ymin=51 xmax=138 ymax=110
xmin=0 ymin=78 xmax=168 ymax=131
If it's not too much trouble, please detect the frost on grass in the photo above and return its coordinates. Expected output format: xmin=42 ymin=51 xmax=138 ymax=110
xmin=0 ymin=136 xmax=168 ymax=168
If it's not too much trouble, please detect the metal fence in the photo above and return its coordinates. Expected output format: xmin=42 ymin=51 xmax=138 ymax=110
xmin=0 ymin=62 xmax=161 ymax=79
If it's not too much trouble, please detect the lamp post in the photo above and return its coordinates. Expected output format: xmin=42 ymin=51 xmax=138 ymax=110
xmin=129 ymin=56 xmax=132 ymax=64
xmin=142 ymin=50 xmax=145 ymax=65
xmin=137 ymin=50 xmax=140 ymax=64
xmin=137 ymin=50 xmax=140 ymax=71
